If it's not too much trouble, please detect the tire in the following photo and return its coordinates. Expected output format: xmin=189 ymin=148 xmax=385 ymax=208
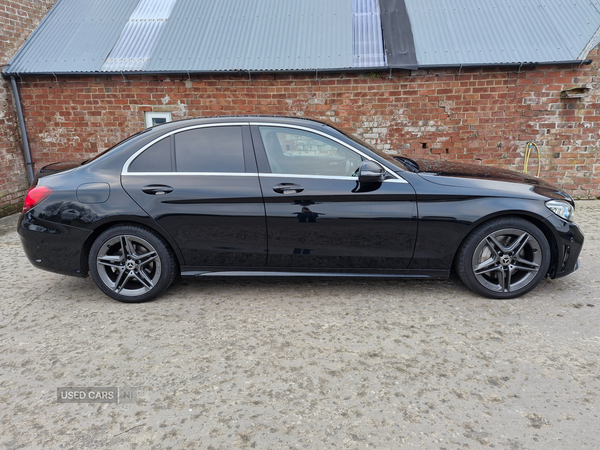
xmin=88 ymin=225 xmax=176 ymax=303
xmin=456 ymin=217 xmax=551 ymax=299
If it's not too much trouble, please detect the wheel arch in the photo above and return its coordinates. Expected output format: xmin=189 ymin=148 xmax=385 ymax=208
xmin=451 ymin=211 xmax=559 ymax=277
xmin=80 ymin=218 xmax=183 ymax=276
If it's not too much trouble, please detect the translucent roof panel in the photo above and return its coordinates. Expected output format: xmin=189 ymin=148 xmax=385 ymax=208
xmin=101 ymin=0 xmax=177 ymax=71
xmin=352 ymin=0 xmax=386 ymax=68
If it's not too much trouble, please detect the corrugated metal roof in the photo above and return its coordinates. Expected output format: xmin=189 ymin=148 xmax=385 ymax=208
xmin=6 ymin=0 xmax=138 ymax=74
xmin=4 ymin=0 xmax=600 ymax=75
xmin=590 ymin=1 xmax=600 ymax=50
xmin=146 ymin=0 xmax=352 ymax=72
xmin=405 ymin=0 xmax=600 ymax=66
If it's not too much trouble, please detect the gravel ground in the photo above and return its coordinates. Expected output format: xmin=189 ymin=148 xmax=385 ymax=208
xmin=0 ymin=202 xmax=598 ymax=449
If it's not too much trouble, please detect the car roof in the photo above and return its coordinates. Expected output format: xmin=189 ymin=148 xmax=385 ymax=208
xmin=151 ymin=115 xmax=330 ymax=130
xmin=130 ymin=115 xmax=333 ymax=146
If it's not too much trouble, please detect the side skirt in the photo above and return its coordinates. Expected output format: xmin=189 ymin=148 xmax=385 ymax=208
xmin=180 ymin=268 xmax=449 ymax=279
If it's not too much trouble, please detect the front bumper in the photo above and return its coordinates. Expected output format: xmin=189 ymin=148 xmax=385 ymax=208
xmin=545 ymin=215 xmax=584 ymax=279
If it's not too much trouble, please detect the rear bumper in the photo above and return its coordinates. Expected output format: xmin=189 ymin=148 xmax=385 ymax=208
xmin=18 ymin=212 xmax=91 ymax=277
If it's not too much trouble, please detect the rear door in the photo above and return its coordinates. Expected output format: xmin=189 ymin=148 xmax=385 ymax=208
xmin=121 ymin=123 xmax=267 ymax=268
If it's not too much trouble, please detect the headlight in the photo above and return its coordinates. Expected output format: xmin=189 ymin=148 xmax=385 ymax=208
xmin=545 ymin=200 xmax=575 ymax=221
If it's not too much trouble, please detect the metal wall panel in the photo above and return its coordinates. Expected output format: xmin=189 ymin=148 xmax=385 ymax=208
xmin=405 ymin=0 xmax=600 ymax=66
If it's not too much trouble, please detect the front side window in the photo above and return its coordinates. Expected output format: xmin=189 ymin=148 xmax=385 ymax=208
xmin=174 ymin=126 xmax=245 ymax=173
xmin=259 ymin=126 xmax=362 ymax=177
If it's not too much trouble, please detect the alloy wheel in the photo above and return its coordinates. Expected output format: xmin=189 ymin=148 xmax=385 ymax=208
xmin=96 ymin=234 xmax=162 ymax=297
xmin=471 ymin=228 xmax=542 ymax=293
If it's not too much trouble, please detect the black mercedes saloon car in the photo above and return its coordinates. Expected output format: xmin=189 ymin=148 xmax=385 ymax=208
xmin=18 ymin=116 xmax=583 ymax=302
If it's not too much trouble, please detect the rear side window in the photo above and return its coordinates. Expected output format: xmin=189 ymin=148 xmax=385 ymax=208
xmin=129 ymin=136 xmax=173 ymax=172
xmin=174 ymin=126 xmax=245 ymax=173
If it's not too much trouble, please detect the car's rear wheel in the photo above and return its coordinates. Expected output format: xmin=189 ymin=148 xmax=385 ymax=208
xmin=457 ymin=217 xmax=551 ymax=299
xmin=89 ymin=225 xmax=176 ymax=303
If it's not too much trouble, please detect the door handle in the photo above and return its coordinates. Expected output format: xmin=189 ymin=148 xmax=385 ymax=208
xmin=273 ymin=183 xmax=304 ymax=194
xmin=142 ymin=185 xmax=174 ymax=195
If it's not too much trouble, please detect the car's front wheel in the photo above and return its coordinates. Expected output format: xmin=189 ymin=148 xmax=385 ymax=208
xmin=457 ymin=217 xmax=551 ymax=299
xmin=89 ymin=225 xmax=176 ymax=303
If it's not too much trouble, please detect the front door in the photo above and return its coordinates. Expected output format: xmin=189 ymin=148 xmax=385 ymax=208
xmin=251 ymin=124 xmax=417 ymax=270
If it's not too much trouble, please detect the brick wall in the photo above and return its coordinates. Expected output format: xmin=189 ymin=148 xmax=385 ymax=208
xmin=8 ymin=44 xmax=600 ymax=205
xmin=0 ymin=0 xmax=56 ymax=216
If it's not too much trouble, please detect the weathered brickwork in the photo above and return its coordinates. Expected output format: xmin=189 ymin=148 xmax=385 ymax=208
xmin=2 ymin=25 xmax=599 ymax=217
xmin=17 ymin=49 xmax=600 ymax=199
xmin=0 ymin=0 xmax=56 ymax=216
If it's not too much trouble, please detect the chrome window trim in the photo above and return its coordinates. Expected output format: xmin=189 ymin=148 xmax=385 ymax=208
xmin=122 ymin=122 xmax=249 ymax=175
xmin=121 ymin=120 xmax=408 ymax=184
xmin=121 ymin=171 xmax=405 ymax=183
xmin=123 ymin=172 xmax=258 ymax=177
xmin=250 ymin=122 xmax=406 ymax=182
xmin=258 ymin=173 xmax=357 ymax=181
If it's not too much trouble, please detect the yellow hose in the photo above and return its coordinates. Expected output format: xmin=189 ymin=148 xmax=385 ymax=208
xmin=523 ymin=141 xmax=541 ymax=177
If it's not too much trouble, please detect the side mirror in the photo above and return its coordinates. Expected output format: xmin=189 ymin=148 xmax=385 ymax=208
xmin=358 ymin=160 xmax=386 ymax=183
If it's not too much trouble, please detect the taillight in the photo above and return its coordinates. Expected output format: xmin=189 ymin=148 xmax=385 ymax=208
xmin=22 ymin=185 xmax=53 ymax=213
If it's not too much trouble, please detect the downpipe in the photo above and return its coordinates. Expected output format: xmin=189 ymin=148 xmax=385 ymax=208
xmin=9 ymin=76 xmax=34 ymax=183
